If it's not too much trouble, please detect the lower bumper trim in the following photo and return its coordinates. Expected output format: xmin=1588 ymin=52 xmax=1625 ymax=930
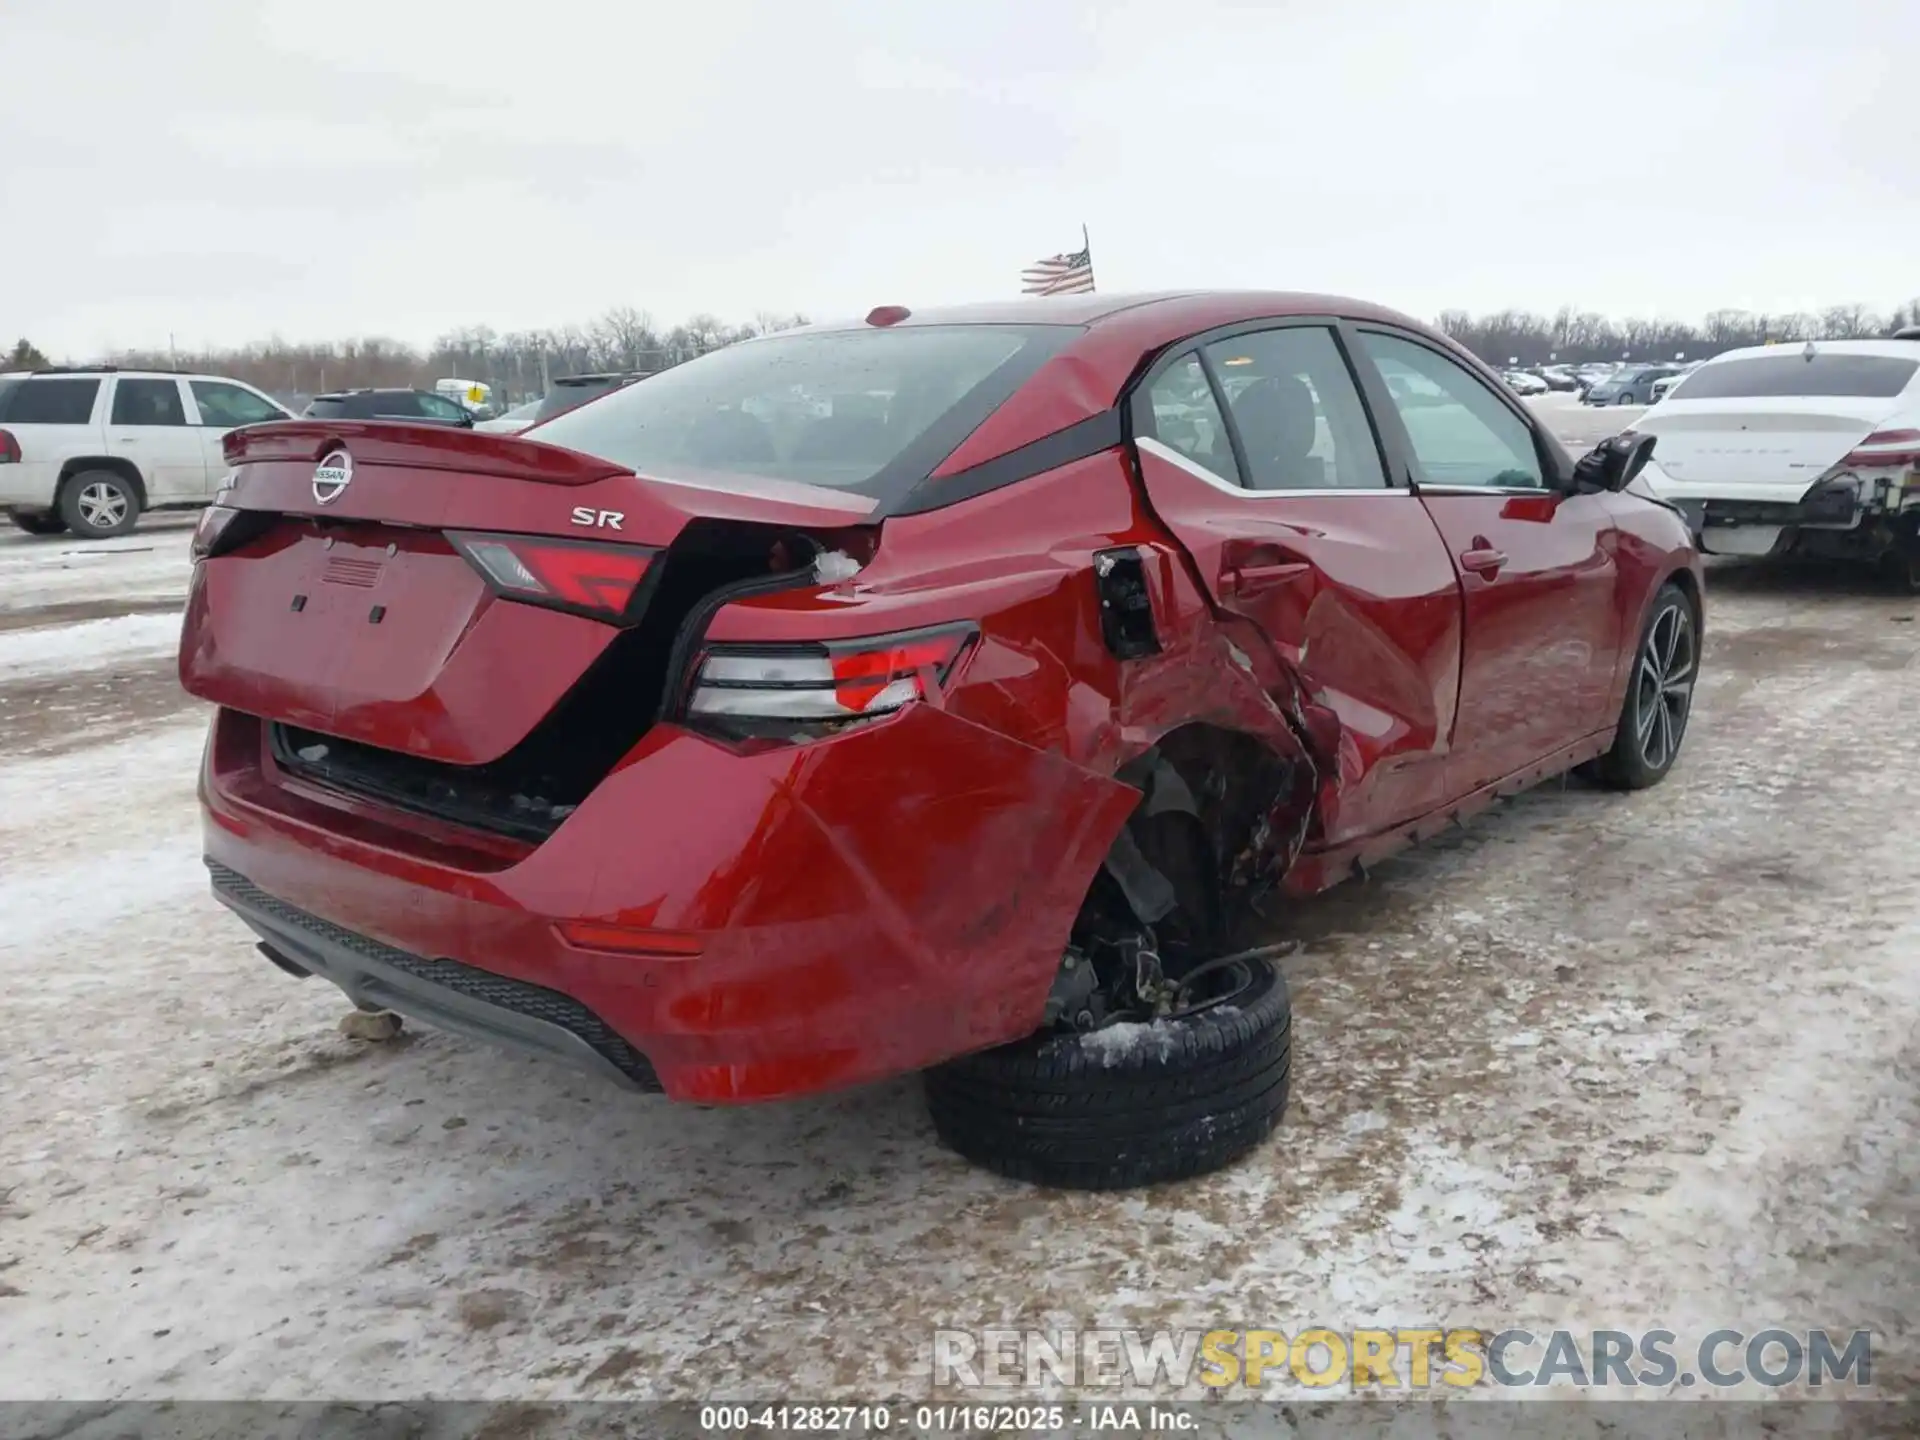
xmin=207 ymin=860 xmax=663 ymax=1093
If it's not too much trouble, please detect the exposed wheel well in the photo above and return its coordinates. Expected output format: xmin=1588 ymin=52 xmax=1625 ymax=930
xmin=1096 ymin=722 xmax=1316 ymax=953
xmin=58 ymin=459 xmax=147 ymax=509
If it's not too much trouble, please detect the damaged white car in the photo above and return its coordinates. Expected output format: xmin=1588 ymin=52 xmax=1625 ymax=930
xmin=1635 ymin=338 xmax=1920 ymax=588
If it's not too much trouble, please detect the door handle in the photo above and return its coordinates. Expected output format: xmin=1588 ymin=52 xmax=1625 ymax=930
xmin=1459 ymin=546 xmax=1508 ymax=576
xmin=1221 ymin=559 xmax=1311 ymax=594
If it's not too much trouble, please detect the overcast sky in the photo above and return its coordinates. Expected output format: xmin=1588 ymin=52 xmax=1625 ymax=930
xmin=3 ymin=0 xmax=1912 ymax=357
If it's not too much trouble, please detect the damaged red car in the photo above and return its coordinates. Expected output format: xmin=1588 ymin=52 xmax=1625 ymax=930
xmin=179 ymin=292 xmax=1702 ymax=1190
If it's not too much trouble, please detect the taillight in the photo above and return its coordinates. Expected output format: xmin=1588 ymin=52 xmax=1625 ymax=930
xmin=0 ymin=429 xmax=18 ymax=464
xmin=686 ymin=625 xmax=976 ymax=737
xmin=449 ymin=531 xmax=656 ymax=623
xmin=190 ymin=505 xmax=240 ymax=560
xmin=1841 ymin=429 xmax=1920 ymax=470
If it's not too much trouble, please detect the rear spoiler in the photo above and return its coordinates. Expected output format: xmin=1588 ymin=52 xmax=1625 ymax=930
xmin=223 ymin=420 xmax=630 ymax=486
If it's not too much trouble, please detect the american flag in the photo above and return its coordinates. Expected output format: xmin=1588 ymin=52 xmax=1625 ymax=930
xmin=1022 ymin=237 xmax=1095 ymax=296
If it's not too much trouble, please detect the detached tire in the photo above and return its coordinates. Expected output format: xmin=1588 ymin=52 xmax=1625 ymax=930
xmin=7 ymin=511 xmax=66 ymax=536
xmin=924 ymin=962 xmax=1292 ymax=1190
xmin=58 ymin=470 xmax=141 ymax=539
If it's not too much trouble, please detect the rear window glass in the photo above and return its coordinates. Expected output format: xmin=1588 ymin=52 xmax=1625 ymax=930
xmin=1668 ymin=353 xmax=1919 ymax=401
xmin=0 ymin=377 xmax=100 ymax=424
xmin=532 ymin=325 xmax=1075 ymax=497
xmin=305 ymin=394 xmax=423 ymax=420
xmin=533 ymin=378 xmax=627 ymax=425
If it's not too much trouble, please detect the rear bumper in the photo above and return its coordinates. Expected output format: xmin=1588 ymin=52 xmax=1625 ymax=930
xmin=1647 ymin=468 xmax=1919 ymax=557
xmin=212 ymin=861 xmax=661 ymax=1091
xmin=198 ymin=706 xmax=1137 ymax=1103
xmin=0 ymin=461 xmax=62 ymax=509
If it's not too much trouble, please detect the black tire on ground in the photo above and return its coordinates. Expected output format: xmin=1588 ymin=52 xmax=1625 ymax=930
xmin=1880 ymin=526 xmax=1920 ymax=594
xmin=57 ymin=469 xmax=141 ymax=539
xmin=1590 ymin=581 xmax=1697 ymax=790
xmin=923 ymin=961 xmax=1292 ymax=1190
xmin=1616 ymin=391 xmax=1637 ymax=406
xmin=7 ymin=511 xmax=67 ymax=536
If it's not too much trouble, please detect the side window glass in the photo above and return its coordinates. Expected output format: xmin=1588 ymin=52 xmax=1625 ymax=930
xmin=417 ymin=393 xmax=468 ymax=422
xmin=1358 ymin=333 xmax=1544 ymax=489
xmin=1204 ymin=327 xmax=1387 ymax=491
xmin=1140 ymin=353 xmax=1237 ymax=482
xmin=110 ymin=378 xmax=187 ymax=427
xmin=191 ymin=381 xmax=282 ymax=427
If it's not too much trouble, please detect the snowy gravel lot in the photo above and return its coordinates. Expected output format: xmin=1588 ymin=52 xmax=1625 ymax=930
xmin=2 ymin=403 xmax=1917 ymax=1408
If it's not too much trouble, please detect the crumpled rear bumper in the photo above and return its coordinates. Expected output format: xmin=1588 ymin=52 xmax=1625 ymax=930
xmin=200 ymin=704 xmax=1140 ymax=1103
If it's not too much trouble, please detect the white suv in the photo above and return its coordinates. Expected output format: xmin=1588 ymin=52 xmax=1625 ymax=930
xmin=0 ymin=368 xmax=292 ymax=538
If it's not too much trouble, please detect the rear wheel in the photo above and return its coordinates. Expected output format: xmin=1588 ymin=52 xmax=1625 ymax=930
xmin=7 ymin=511 xmax=66 ymax=536
xmin=1616 ymin=390 xmax=1638 ymax=406
xmin=1591 ymin=582 xmax=1696 ymax=790
xmin=58 ymin=470 xmax=141 ymax=539
xmin=924 ymin=957 xmax=1292 ymax=1190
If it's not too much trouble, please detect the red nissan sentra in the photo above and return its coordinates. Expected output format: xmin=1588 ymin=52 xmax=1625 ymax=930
xmin=179 ymin=293 xmax=1702 ymax=1189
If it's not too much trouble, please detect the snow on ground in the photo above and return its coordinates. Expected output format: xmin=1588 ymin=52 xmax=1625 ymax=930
xmin=0 ymin=518 xmax=194 ymax=613
xmin=3 ymin=442 xmax=1918 ymax=1411
xmin=0 ymin=612 xmax=184 ymax=680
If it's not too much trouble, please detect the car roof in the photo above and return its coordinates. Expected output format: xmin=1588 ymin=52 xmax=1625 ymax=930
xmin=13 ymin=366 xmax=250 ymax=382
xmin=311 ymin=388 xmax=427 ymax=399
xmin=1697 ymin=339 xmax=1920 ymax=366
xmin=799 ymin=290 xmax=1434 ymax=335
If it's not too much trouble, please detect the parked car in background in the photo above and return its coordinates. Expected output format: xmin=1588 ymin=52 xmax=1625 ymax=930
xmin=1583 ymin=364 xmax=1684 ymax=406
xmin=528 ymin=371 xmax=653 ymax=425
xmin=1637 ymin=337 xmax=1920 ymax=588
xmin=1650 ymin=372 xmax=1688 ymax=403
xmin=181 ymin=290 xmax=1700 ymax=1190
xmin=302 ymin=389 xmax=476 ymax=427
xmin=1536 ymin=366 xmax=1580 ymax=392
xmin=0 ymin=367 xmax=291 ymax=537
xmin=474 ymin=399 xmax=544 ymax=435
xmin=1502 ymin=370 xmax=1549 ymax=396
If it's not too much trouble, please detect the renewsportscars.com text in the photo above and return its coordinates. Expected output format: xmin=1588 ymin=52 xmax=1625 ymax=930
xmin=932 ymin=1327 xmax=1875 ymax=1391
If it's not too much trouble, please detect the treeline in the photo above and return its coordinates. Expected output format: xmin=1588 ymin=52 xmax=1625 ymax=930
xmin=12 ymin=295 xmax=1919 ymax=398
xmin=58 ymin=308 xmax=812 ymax=403
xmin=1435 ymin=299 xmax=1920 ymax=367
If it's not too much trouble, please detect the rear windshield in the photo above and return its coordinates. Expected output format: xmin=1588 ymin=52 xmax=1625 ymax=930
xmin=0 ymin=376 xmax=101 ymax=424
xmin=1668 ymin=353 xmax=1919 ymax=401
xmin=531 ymin=324 xmax=1076 ymax=499
xmin=306 ymin=394 xmax=413 ymax=420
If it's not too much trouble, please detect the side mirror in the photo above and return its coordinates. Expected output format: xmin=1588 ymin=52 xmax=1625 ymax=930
xmin=1571 ymin=431 xmax=1657 ymax=493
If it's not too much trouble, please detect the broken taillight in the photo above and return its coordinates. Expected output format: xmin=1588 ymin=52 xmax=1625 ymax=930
xmin=686 ymin=625 xmax=977 ymax=735
xmin=1841 ymin=429 xmax=1920 ymax=470
xmin=448 ymin=531 xmax=656 ymax=623
xmin=190 ymin=504 xmax=240 ymax=560
xmin=0 ymin=430 xmax=19 ymax=465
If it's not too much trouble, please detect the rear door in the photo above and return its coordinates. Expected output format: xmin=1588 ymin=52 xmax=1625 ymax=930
xmin=106 ymin=377 xmax=207 ymax=501
xmin=1349 ymin=327 xmax=1623 ymax=793
xmin=188 ymin=379 xmax=289 ymax=496
xmin=1128 ymin=321 xmax=1463 ymax=845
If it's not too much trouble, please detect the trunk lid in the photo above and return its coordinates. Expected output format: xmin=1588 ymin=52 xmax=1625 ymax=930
xmin=1634 ymin=397 xmax=1897 ymax=495
xmin=180 ymin=422 xmax=876 ymax=771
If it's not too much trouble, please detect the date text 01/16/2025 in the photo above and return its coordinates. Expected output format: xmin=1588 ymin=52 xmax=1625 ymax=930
xmin=699 ymin=1403 xmax=1197 ymax=1433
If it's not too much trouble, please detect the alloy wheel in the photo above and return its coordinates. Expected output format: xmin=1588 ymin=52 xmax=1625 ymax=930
xmin=77 ymin=481 xmax=129 ymax=530
xmin=1633 ymin=601 xmax=1695 ymax=772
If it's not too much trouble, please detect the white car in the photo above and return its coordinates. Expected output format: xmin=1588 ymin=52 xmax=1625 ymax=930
xmin=0 ymin=367 xmax=292 ymax=537
xmin=1635 ymin=339 xmax=1920 ymax=586
xmin=1502 ymin=370 xmax=1549 ymax=396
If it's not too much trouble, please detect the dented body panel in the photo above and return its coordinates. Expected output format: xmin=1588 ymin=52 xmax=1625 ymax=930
xmin=182 ymin=292 xmax=1702 ymax=1102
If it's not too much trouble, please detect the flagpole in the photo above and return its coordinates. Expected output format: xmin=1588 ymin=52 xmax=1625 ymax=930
xmin=1082 ymin=223 xmax=1093 ymax=291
